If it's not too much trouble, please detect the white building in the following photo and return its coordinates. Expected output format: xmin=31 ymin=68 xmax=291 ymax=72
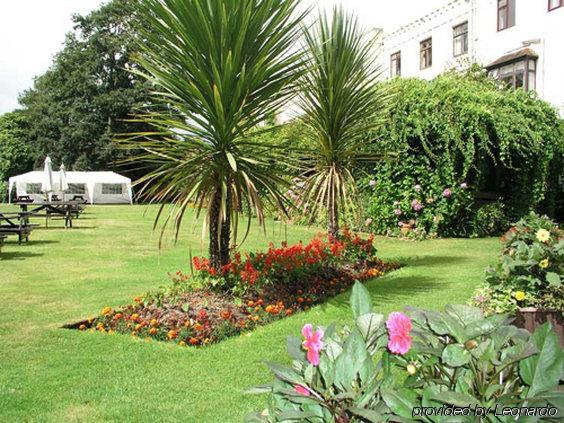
xmin=382 ymin=0 xmax=564 ymax=116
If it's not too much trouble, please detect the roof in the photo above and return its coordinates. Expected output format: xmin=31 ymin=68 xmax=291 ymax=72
xmin=486 ymin=48 xmax=539 ymax=69
xmin=8 ymin=171 xmax=131 ymax=184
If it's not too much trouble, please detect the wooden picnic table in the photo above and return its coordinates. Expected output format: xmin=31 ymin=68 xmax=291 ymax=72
xmin=0 ymin=211 xmax=34 ymax=243
xmin=15 ymin=201 xmax=84 ymax=228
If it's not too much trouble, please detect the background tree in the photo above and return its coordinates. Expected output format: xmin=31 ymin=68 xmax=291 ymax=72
xmin=0 ymin=111 xmax=33 ymax=201
xmin=18 ymin=0 xmax=151 ymax=173
xmin=127 ymin=0 xmax=307 ymax=269
xmin=298 ymin=8 xmax=391 ymax=237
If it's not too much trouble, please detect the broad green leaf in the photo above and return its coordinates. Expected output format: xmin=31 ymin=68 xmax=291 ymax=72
xmin=347 ymin=407 xmax=384 ymax=422
xmin=519 ymin=323 xmax=563 ymax=397
xmin=429 ymin=390 xmax=480 ymax=408
xmin=546 ymin=272 xmax=561 ymax=287
xmin=350 ymin=281 xmax=372 ymax=318
xmin=287 ymin=336 xmax=305 ymax=361
xmin=444 ymin=304 xmax=483 ymax=325
xmin=442 ymin=344 xmax=471 ymax=367
xmin=382 ymin=388 xmax=421 ymax=419
xmin=266 ymin=362 xmax=303 ymax=385
xmin=425 ymin=311 xmax=466 ymax=343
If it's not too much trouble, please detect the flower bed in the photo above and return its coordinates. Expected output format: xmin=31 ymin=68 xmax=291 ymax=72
xmin=69 ymin=231 xmax=399 ymax=347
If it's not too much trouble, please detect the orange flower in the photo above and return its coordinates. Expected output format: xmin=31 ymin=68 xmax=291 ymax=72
xmin=133 ymin=296 xmax=142 ymax=303
xmin=254 ymin=306 xmax=260 ymax=312
xmin=220 ymin=310 xmax=232 ymax=320
xmin=131 ymin=313 xmax=139 ymax=322
xmin=253 ymin=316 xmax=259 ymax=322
xmin=79 ymin=324 xmax=86 ymax=330
xmin=297 ymin=297 xmax=305 ymax=303
xmin=193 ymin=323 xmax=203 ymax=331
xmin=149 ymin=327 xmax=158 ymax=335
xmin=96 ymin=323 xmax=105 ymax=331
xmin=247 ymin=300 xmax=255 ymax=307
xmin=256 ymin=299 xmax=264 ymax=306
xmin=285 ymin=309 xmax=293 ymax=316
xmin=183 ymin=320 xmax=191 ymax=328
xmin=189 ymin=337 xmax=199 ymax=345
xmin=113 ymin=313 xmax=123 ymax=321
xmin=179 ymin=340 xmax=186 ymax=347
xmin=265 ymin=305 xmax=274 ymax=313
xmin=150 ymin=319 xmax=158 ymax=327
xmin=167 ymin=330 xmax=178 ymax=340
xmin=135 ymin=324 xmax=143 ymax=332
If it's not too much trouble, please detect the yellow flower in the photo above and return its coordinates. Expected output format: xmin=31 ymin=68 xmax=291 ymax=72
xmin=101 ymin=306 xmax=112 ymax=316
xmin=514 ymin=291 xmax=526 ymax=301
xmin=539 ymin=258 xmax=549 ymax=269
xmin=536 ymin=229 xmax=550 ymax=243
xmin=407 ymin=364 xmax=417 ymax=375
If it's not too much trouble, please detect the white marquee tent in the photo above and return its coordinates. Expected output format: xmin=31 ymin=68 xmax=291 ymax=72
xmin=8 ymin=171 xmax=133 ymax=205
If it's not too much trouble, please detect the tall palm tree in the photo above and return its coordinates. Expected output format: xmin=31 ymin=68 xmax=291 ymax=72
xmin=126 ymin=0 xmax=307 ymax=269
xmin=298 ymin=8 xmax=392 ymax=237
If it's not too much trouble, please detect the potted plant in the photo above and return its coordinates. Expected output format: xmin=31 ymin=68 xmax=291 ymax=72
xmin=473 ymin=212 xmax=563 ymax=346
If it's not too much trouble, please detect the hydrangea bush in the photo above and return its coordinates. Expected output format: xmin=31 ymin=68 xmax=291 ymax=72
xmin=362 ymin=156 xmax=475 ymax=239
xmin=248 ymin=283 xmax=563 ymax=422
xmin=473 ymin=213 xmax=563 ymax=314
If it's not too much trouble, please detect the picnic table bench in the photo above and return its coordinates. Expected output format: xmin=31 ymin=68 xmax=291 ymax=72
xmin=0 ymin=212 xmax=35 ymax=243
xmin=15 ymin=201 xmax=84 ymax=228
xmin=0 ymin=233 xmax=6 ymax=252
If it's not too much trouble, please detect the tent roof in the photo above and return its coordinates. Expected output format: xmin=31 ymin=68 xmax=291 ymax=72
xmin=9 ymin=171 xmax=132 ymax=184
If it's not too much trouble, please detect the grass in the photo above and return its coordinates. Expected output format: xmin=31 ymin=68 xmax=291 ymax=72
xmin=0 ymin=205 xmax=500 ymax=422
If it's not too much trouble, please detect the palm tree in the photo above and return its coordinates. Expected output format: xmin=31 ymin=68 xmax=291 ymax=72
xmin=298 ymin=8 xmax=392 ymax=237
xmin=126 ymin=0 xmax=307 ymax=269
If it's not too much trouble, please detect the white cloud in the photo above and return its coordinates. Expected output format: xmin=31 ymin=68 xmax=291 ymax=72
xmin=0 ymin=0 xmax=446 ymax=114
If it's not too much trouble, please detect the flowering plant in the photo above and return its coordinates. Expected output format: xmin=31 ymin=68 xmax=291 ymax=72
xmin=472 ymin=213 xmax=563 ymax=314
xmin=192 ymin=231 xmax=378 ymax=296
xmin=248 ymin=283 xmax=563 ymax=422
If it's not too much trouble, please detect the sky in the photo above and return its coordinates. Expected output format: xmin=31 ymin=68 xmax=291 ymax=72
xmin=0 ymin=0 xmax=446 ymax=114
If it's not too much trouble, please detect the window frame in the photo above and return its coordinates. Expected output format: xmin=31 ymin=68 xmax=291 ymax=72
xmin=497 ymin=0 xmax=515 ymax=31
xmin=488 ymin=56 xmax=537 ymax=92
xmin=67 ymin=183 xmax=87 ymax=195
xmin=548 ymin=0 xmax=563 ymax=11
xmin=390 ymin=51 xmax=401 ymax=77
xmin=419 ymin=38 xmax=432 ymax=70
xmin=452 ymin=21 xmax=469 ymax=57
xmin=26 ymin=183 xmax=42 ymax=194
xmin=101 ymin=183 xmax=123 ymax=195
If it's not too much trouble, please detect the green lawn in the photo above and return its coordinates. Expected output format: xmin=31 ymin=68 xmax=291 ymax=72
xmin=0 ymin=205 xmax=499 ymax=422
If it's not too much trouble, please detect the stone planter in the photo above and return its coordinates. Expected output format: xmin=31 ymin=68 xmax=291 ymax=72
xmin=514 ymin=307 xmax=564 ymax=347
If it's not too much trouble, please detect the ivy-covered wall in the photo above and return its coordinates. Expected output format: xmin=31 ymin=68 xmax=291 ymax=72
xmin=361 ymin=68 xmax=564 ymax=238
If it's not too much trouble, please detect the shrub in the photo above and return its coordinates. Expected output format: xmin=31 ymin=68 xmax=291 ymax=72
xmin=473 ymin=213 xmax=563 ymax=314
xmin=360 ymin=68 xmax=564 ymax=239
xmin=471 ymin=202 xmax=510 ymax=238
xmin=248 ymin=283 xmax=563 ymax=422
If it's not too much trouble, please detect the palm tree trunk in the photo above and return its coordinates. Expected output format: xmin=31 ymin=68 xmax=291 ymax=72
xmin=209 ymin=189 xmax=222 ymax=270
xmin=219 ymin=187 xmax=231 ymax=266
xmin=328 ymin=199 xmax=339 ymax=238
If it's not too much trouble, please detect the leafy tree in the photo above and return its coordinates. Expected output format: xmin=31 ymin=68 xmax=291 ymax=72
xmin=0 ymin=111 xmax=32 ymax=201
xmin=298 ymin=8 xmax=391 ymax=237
xmin=127 ymin=0 xmax=306 ymax=269
xmin=18 ymin=0 xmax=151 ymax=172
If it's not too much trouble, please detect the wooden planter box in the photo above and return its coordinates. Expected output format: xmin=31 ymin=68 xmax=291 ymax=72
xmin=514 ymin=307 xmax=564 ymax=347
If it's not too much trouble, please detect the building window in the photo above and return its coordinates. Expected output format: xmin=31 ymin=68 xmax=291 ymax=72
xmin=390 ymin=52 xmax=401 ymax=77
xmin=498 ymin=0 xmax=516 ymax=31
xmin=488 ymin=58 xmax=536 ymax=91
xmin=26 ymin=183 xmax=42 ymax=194
xmin=549 ymin=0 xmax=563 ymax=10
xmin=102 ymin=184 xmax=123 ymax=195
xmin=420 ymin=38 xmax=432 ymax=69
xmin=67 ymin=183 xmax=86 ymax=195
xmin=453 ymin=22 xmax=468 ymax=56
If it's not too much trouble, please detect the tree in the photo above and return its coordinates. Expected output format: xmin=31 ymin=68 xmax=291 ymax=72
xmin=18 ymin=0 xmax=151 ymax=172
xmin=127 ymin=0 xmax=306 ymax=269
xmin=0 ymin=111 xmax=32 ymax=201
xmin=298 ymin=8 xmax=391 ymax=237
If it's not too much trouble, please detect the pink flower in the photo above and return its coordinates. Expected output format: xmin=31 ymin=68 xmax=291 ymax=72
xmin=386 ymin=312 xmax=412 ymax=355
xmin=394 ymin=208 xmax=403 ymax=217
xmin=411 ymin=200 xmax=423 ymax=212
xmin=302 ymin=324 xmax=324 ymax=366
xmin=293 ymin=384 xmax=311 ymax=396
xmin=442 ymin=189 xmax=452 ymax=198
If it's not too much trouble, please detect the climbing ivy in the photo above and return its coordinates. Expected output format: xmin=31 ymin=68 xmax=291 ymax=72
xmin=362 ymin=67 xmax=564 ymax=238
